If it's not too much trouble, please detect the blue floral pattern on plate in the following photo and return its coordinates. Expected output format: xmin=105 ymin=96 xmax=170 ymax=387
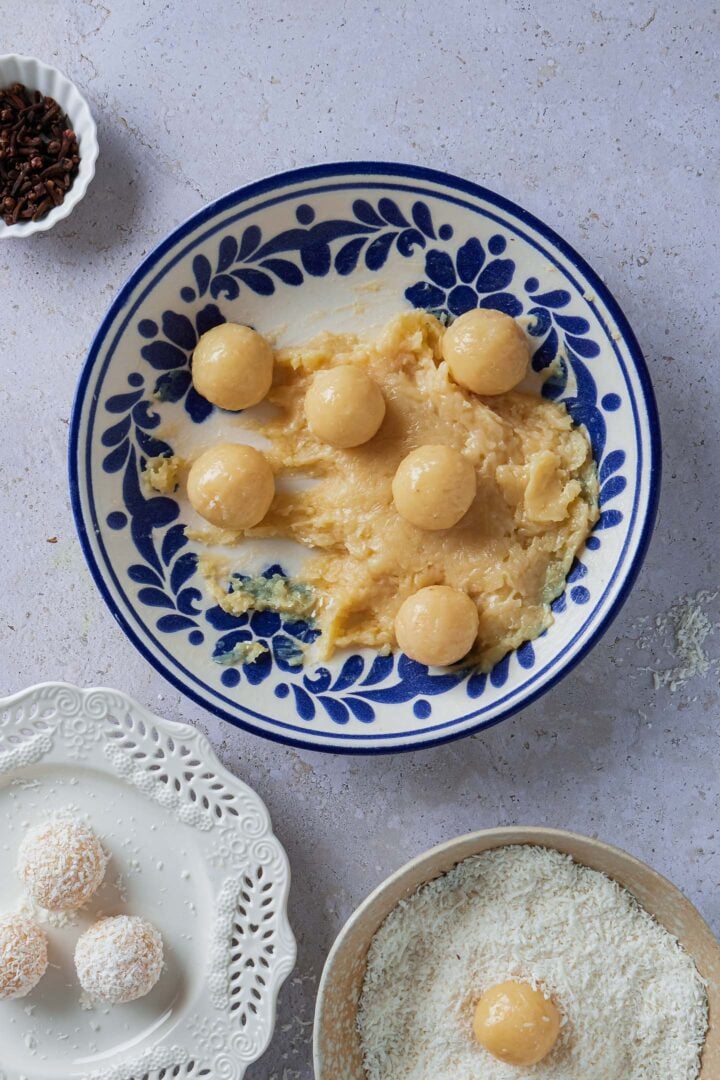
xmin=70 ymin=164 xmax=659 ymax=752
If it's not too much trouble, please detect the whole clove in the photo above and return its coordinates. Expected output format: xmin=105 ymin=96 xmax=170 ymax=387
xmin=0 ymin=83 xmax=80 ymax=227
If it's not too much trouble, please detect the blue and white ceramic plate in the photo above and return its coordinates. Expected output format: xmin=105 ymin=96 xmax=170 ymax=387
xmin=69 ymin=163 xmax=660 ymax=754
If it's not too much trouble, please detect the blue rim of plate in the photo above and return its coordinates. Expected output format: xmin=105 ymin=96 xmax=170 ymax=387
xmin=69 ymin=161 xmax=662 ymax=755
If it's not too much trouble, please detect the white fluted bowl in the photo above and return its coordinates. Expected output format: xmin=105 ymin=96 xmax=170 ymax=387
xmin=0 ymin=53 xmax=98 ymax=238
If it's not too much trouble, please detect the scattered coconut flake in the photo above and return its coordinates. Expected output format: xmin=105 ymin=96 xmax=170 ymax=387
xmin=113 ymin=873 xmax=128 ymax=902
xmin=18 ymin=893 xmax=79 ymax=930
xmin=635 ymin=590 xmax=719 ymax=692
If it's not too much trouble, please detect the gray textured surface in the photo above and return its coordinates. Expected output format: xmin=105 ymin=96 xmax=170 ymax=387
xmin=1 ymin=2 xmax=719 ymax=1076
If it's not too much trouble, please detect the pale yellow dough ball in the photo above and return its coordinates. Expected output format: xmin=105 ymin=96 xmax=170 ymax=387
xmin=473 ymin=981 xmax=561 ymax=1067
xmin=392 ymin=445 xmax=476 ymax=530
xmin=187 ymin=443 xmax=275 ymax=530
xmin=0 ymin=914 xmax=48 ymax=1000
xmin=394 ymin=585 xmax=479 ymax=667
xmin=192 ymin=323 xmax=274 ymax=410
xmin=304 ymin=366 xmax=385 ymax=448
xmin=17 ymin=818 xmax=107 ymax=912
xmin=442 ymin=308 xmax=529 ymax=395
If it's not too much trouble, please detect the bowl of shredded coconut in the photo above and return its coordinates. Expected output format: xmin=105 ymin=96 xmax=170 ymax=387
xmin=314 ymin=827 xmax=720 ymax=1080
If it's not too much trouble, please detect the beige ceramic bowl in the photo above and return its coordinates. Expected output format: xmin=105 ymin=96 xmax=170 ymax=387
xmin=314 ymin=827 xmax=720 ymax=1078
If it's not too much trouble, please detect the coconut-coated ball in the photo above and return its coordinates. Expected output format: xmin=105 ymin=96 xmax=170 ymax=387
xmin=75 ymin=915 xmax=164 ymax=1004
xmin=0 ymin=914 xmax=48 ymax=1000
xmin=392 ymin=445 xmax=476 ymax=530
xmin=304 ymin=366 xmax=386 ymax=448
xmin=187 ymin=443 xmax=275 ymax=530
xmin=442 ymin=308 xmax=529 ymax=395
xmin=394 ymin=585 xmax=479 ymax=667
xmin=17 ymin=818 xmax=107 ymax=912
xmin=473 ymin=981 xmax=561 ymax=1066
xmin=192 ymin=323 xmax=274 ymax=410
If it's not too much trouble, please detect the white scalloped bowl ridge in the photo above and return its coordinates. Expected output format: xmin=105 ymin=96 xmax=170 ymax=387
xmin=0 ymin=53 xmax=98 ymax=239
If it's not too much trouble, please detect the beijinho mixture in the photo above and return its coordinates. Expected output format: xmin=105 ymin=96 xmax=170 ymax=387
xmin=357 ymin=846 xmax=708 ymax=1080
xmin=17 ymin=816 xmax=107 ymax=912
xmin=74 ymin=915 xmax=164 ymax=1004
xmin=193 ymin=310 xmax=598 ymax=668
